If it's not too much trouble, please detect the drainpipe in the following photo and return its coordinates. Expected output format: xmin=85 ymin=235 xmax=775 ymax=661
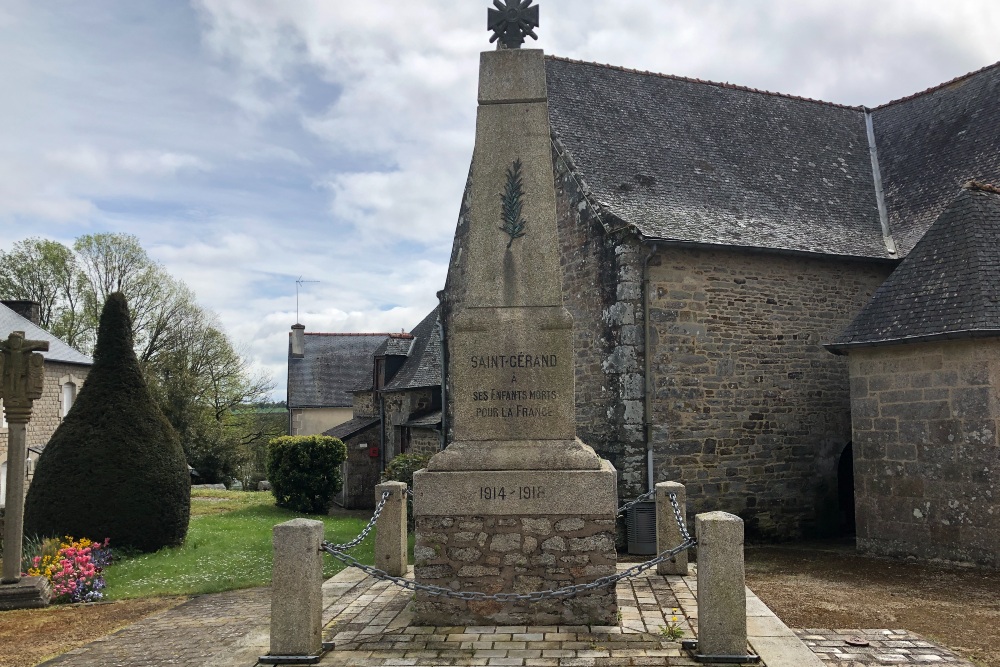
xmin=378 ymin=391 xmax=386 ymax=473
xmin=642 ymin=243 xmax=658 ymax=493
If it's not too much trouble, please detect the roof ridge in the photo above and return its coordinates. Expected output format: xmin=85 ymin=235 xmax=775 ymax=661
xmin=963 ymin=180 xmax=1000 ymax=195
xmin=303 ymin=332 xmax=397 ymax=337
xmin=546 ymin=55 xmax=862 ymax=111
xmin=873 ymin=60 xmax=1000 ymax=110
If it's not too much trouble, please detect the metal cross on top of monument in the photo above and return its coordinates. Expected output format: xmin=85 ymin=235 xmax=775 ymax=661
xmin=488 ymin=0 xmax=539 ymax=49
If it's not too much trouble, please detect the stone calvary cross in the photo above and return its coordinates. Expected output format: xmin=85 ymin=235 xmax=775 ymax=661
xmin=0 ymin=331 xmax=51 ymax=607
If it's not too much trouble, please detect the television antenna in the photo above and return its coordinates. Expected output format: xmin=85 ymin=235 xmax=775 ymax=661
xmin=295 ymin=277 xmax=319 ymax=323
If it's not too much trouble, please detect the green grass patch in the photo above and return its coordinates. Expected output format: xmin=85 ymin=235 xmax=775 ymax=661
xmin=103 ymin=490 xmax=381 ymax=599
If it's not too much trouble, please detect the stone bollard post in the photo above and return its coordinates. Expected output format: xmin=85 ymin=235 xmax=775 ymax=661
xmin=655 ymin=481 xmax=688 ymax=575
xmin=695 ymin=511 xmax=748 ymax=658
xmin=375 ymin=481 xmax=408 ymax=577
xmin=264 ymin=518 xmax=324 ymax=663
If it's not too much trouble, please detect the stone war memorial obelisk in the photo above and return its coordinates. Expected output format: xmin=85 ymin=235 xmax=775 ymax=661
xmin=412 ymin=0 xmax=618 ymax=626
xmin=0 ymin=331 xmax=53 ymax=610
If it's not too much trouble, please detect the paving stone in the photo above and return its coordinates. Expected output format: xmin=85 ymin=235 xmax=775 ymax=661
xmin=33 ymin=563 xmax=979 ymax=667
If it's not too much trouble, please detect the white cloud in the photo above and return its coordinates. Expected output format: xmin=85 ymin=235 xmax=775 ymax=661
xmin=2 ymin=0 xmax=999 ymax=401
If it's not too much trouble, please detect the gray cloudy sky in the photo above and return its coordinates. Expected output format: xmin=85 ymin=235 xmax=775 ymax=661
xmin=2 ymin=1 xmax=998 ymax=400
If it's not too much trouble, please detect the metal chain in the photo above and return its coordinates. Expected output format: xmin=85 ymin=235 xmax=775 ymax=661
xmin=616 ymin=489 xmax=655 ymax=518
xmin=322 ymin=492 xmax=695 ymax=602
xmin=667 ymin=490 xmax=692 ymax=542
xmin=325 ymin=490 xmax=391 ymax=552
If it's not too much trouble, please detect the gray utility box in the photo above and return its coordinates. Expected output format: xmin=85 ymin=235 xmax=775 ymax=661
xmin=626 ymin=500 xmax=656 ymax=555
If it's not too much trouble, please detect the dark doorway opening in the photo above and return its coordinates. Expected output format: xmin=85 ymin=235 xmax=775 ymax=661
xmin=837 ymin=441 xmax=856 ymax=535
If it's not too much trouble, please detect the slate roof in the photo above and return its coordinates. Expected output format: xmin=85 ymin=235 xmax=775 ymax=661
xmin=324 ymin=415 xmax=379 ymax=440
xmin=405 ymin=410 xmax=442 ymax=428
xmin=871 ymin=62 xmax=1000 ymax=256
xmin=374 ymin=333 xmax=415 ymax=358
xmin=828 ymin=183 xmax=1000 ymax=350
xmin=383 ymin=306 xmax=441 ymax=392
xmin=0 ymin=304 xmax=92 ymax=366
xmin=545 ymin=57 xmax=890 ymax=259
xmin=287 ymin=333 xmax=390 ymax=408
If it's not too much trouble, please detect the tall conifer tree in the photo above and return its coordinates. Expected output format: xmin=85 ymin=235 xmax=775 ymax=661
xmin=24 ymin=293 xmax=190 ymax=552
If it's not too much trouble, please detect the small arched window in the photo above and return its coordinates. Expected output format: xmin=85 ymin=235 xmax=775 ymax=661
xmin=61 ymin=382 xmax=77 ymax=418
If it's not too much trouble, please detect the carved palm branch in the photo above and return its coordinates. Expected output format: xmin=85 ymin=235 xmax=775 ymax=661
xmin=499 ymin=159 xmax=528 ymax=249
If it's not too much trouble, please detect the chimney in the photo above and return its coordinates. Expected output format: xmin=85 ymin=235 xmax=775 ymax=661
xmin=290 ymin=323 xmax=305 ymax=358
xmin=2 ymin=300 xmax=41 ymax=325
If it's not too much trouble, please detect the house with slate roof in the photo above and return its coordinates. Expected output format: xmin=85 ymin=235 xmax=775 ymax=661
xmin=440 ymin=55 xmax=1000 ymax=562
xmin=0 ymin=301 xmax=91 ymax=505
xmin=323 ymin=307 xmax=442 ymax=509
xmin=286 ymin=325 xmax=392 ymax=436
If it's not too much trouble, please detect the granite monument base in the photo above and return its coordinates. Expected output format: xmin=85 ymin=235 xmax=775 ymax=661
xmin=412 ymin=462 xmax=618 ymax=625
xmin=0 ymin=576 xmax=52 ymax=611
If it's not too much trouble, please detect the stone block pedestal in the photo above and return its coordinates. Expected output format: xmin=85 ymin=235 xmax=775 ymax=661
xmin=0 ymin=576 xmax=52 ymax=611
xmin=412 ymin=461 xmax=618 ymax=625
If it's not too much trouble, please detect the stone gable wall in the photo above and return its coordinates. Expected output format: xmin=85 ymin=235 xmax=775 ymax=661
xmin=850 ymin=339 xmax=1000 ymax=567
xmin=553 ymin=149 xmax=648 ymax=499
xmin=644 ymin=247 xmax=891 ymax=538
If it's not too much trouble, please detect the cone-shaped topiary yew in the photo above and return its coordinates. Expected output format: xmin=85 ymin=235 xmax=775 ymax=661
xmin=24 ymin=293 xmax=190 ymax=552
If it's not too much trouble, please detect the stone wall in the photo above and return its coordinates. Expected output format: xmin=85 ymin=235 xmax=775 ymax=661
xmin=409 ymin=426 xmax=440 ymax=456
xmin=644 ymin=246 xmax=892 ymax=539
xmin=850 ymin=339 xmax=1000 ymax=567
xmin=382 ymin=388 xmax=438 ymax=461
xmin=414 ymin=513 xmax=616 ymax=625
xmin=352 ymin=390 xmax=377 ymax=419
xmin=553 ymin=148 xmax=648 ymax=499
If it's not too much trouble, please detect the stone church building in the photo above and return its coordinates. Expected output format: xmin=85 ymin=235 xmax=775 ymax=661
xmin=440 ymin=56 xmax=1000 ymax=566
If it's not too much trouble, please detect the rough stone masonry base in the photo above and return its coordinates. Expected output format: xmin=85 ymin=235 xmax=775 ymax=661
xmin=413 ymin=512 xmax=617 ymax=626
xmin=413 ymin=463 xmax=618 ymax=626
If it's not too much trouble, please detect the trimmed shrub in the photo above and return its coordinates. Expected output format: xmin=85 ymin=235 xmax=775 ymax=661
xmin=382 ymin=453 xmax=431 ymax=530
xmin=381 ymin=453 xmax=432 ymax=488
xmin=24 ymin=293 xmax=191 ymax=553
xmin=267 ymin=435 xmax=347 ymax=514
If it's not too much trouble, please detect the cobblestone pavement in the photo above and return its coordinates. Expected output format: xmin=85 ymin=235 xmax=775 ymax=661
xmin=32 ymin=567 xmax=978 ymax=667
xmin=320 ymin=567 xmax=701 ymax=666
xmin=796 ymin=629 xmax=976 ymax=666
xmin=40 ymin=587 xmax=271 ymax=667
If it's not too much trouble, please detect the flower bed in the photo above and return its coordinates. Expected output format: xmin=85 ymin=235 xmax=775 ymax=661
xmin=26 ymin=537 xmax=112 ymax=603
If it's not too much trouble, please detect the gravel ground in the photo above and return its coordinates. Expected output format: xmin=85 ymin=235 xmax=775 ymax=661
xmin=745 ymin=539 xmax=1000 ymax=667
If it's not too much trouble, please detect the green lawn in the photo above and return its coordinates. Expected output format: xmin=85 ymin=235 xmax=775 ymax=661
xmin=103 ymin=490 xmax=379 ymax=599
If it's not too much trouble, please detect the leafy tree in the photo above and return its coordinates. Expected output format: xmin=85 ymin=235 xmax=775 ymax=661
xmin=24 ymin=293 xmax=191 ymax=552
xmin=0 ymin=238 xmax=88 ymax=349
xmin=148 ymin=317 xmax=275 ymax=485
xmin=0 ymin=233 xmax=275 ymax=483
xmin=267 ymin=435 xmax=347 ymax=513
